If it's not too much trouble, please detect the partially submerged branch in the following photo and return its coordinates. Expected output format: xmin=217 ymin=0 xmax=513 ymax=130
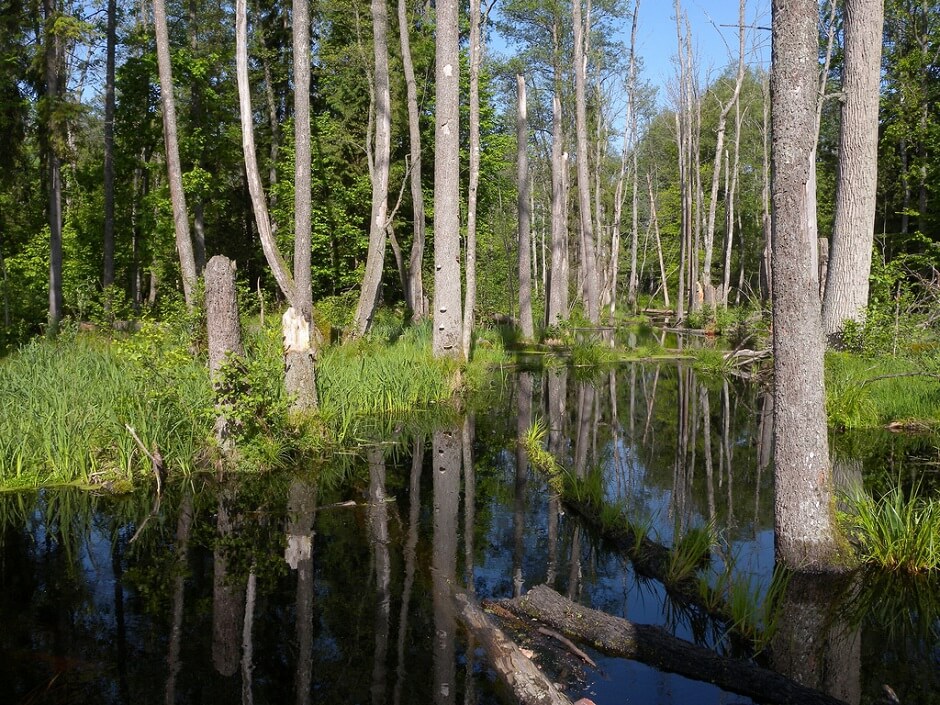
xmin=502 ymin=585 xmax=849 ymax=705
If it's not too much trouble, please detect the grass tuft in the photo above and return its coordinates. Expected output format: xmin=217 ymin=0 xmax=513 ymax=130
xmin=840 ymin=483 xmax=940 ymax=573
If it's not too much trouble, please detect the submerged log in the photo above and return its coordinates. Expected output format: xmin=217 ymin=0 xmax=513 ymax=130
xmin=502 ymin=585 xmax=849 ymax=705
xmin=453 ymin=591 xmax=574 ymax=705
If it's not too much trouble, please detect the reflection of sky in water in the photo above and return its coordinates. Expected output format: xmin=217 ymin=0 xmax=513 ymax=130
xmin=2 ymin=363 xmax=938 ymax=704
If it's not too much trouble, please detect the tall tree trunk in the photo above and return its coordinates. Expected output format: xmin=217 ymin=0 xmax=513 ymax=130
xmin=153 ymin=0 xmax=198 ymax=305
xmin=821 ymin=0 xmax=884 ymax=339
xmin=397 ymin=0 xmax=426 ymax=321
xmin=547 ymin=21 xmax=567 ymax=329
xmin=353 ymin=0 xmax=392 ymax=336
xmin=288 ymin=0 xmax=317 ymax=410
xmin=462 ymin=0 xmax=482 ymax=360
xmin=703 ymin=0 xmax=746 ymax=309
xmin=188 ymin=0 xmax=206 ymax=274
xmin=722 ymin=96 xmax=742 ymax=307
xmin=102 ymin=0 xmax=117 ymax=290
xmin=516 ymin=74 xmax=534 ymax=340
xmin=625 ymin=0 xmax=641 ymax=310
xmin=572 ymin=0 xmax=599 ymax=323
xmin=771 ymin=0 xmax=843 ymax=571
xmin=43 ymin=0 xmax=63 ymax=331
xmin=432 ymin=0 xmax=462 ymax=358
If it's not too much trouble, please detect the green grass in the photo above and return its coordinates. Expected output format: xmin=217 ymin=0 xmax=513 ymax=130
xmin=0 ymin=329 xmax=213 ymax=490
xmin=826 ymin=352 xmax=940 ymax=429
xmin=666 ymin=523 xmax=715 ymax=584
xmin=840 ymin=483 xmax=940 ymax=573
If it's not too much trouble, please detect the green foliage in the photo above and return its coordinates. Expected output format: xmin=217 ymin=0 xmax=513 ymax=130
xmin=520 ymin=418 xmax=565 ymax=493
xmin=840 ymin=483 xmax=940 ymax=573
xmin=0 ymin=329 xmax=212 ymax=490
xmin=666 ymin=523 xmax=715 ymax=584
xmin=825 ymin=355 xmax=879 ymax=429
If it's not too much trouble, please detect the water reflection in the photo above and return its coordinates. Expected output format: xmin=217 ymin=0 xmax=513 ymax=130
xmin=0 ymin=362 xmax=937 ymax=705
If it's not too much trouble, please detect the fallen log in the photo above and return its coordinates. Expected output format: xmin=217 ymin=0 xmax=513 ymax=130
xmin=454 ymin=591 xmax=574 ymax=705
xmin=503 ymin=585 xmax=848 ymax=705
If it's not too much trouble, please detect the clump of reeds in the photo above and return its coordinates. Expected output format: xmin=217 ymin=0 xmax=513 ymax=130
xmin=520 ymin=419 xmax=565 ymax=493
xmin=0 ymin=330 xmax=212 ymax=489
xmin=840 ymin=483 xmax=940 ymax=573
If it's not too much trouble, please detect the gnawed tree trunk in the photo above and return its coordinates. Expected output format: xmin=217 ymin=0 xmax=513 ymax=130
xmin=153 ymin=0 xmax=198 ymax=305
xmin=353 ymin=0 xmax=392 ymax=336
xmin=236 ymin=0 xmax=318 ymax=411
xmin=397 ymin=0 xmax=427 ymax=321
xmin=205 ymin=255 xmax=244 ymax=453
xmin=821 ymin=0 xmax=884 ymax=339
xmin=432 ymin=0 xmax=462 ymax=358
xmin=462 ymin=0 xmax=482 ymax=360
xmin=517 ymin=74 xmax=534 ymax=340
xmin=501 ymin=585 xmax=850 ymax=705
xmin=770 ymin=0 xmax=843 ymax=570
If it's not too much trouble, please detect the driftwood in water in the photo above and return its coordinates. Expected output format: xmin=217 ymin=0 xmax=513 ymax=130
xmin=502 ymin=585 xmax=848 ymax=705
xmin=453 ymin=591 xmax=574 ymax=705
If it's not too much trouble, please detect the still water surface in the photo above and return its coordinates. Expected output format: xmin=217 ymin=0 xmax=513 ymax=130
xmin=1 ymin=363 xmax=938 ymax=704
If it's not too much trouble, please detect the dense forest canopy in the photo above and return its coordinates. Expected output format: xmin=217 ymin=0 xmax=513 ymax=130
xmin=0 ymin=0 xmax=937 ymax=352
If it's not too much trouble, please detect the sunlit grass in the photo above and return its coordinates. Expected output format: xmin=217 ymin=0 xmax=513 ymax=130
xmin=0 ymin=331 xmax=213 ymax=490
xmin=840 ymin=483 xmax=940 ymax=573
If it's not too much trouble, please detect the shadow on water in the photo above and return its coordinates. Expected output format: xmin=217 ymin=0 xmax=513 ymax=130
xmin=1 ymin=361 xmax=938 ymax=704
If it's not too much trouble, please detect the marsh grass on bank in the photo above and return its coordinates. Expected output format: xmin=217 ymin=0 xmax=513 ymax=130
xmin=839 ymin=483 xmax=940 ymax=573
xmin=0 ymin=329 xmax=213 ymax=490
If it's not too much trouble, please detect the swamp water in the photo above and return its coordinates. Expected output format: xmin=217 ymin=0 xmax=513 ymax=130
xmin=1 ymin=363 xmax=938 ymax=705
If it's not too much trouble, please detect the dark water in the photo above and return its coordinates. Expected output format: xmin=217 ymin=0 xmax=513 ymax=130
xmin=1 ymin=363 xmax=938 ymax=705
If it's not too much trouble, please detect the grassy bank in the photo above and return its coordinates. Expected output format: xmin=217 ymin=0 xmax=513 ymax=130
xmin=0 ymin=316 xmax=506 ymax=490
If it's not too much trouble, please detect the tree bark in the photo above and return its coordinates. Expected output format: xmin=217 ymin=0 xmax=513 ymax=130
xmin=770 ymin=0 xmax=843 ymax=571
xmin=102 ymin=0 xmax=117 ymax=289
xmin=153 ymin=0 xmax=198 ymax=305
xmin=571 ymin=0 xmax=599 ymax=324
xmin=517 ymin=74 xmax=534 ymax=340
xmin=462 ymin=0 xmax=482 ymax=359
xmin=821 ymin=0 xmax=884 ymax=339
xmin=43 ymin=0 xmax=64 ymax=330
xmin=432 ymin=0 xmax=462 ymax=358
xmin=353 ymin=0 xmax=392 ymax=336
xmin=397 ymin=0 xmax=427 ymax=322
xmin=205 ymin=255 xmax=245 ymax=453
xmin=547 ymin=21 xmax=567 ymax=330
xmin=289 ymin=0 xmax=318 ymax=411
xmin=502 ymin=585 xmax=850 ymax=705
xmin=455 ymin=592 xmax=574 ymax=705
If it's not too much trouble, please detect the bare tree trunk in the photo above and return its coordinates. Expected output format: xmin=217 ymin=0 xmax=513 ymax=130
xmin=822 ymin=0 xmax=884 ymax=339
xmin=102 ymin=0 xmax=117 ymax=290
xmin=188 ymin=0 xmax=206 ymax=274
xmin=205 ymin=256 xmax=244 ymax=453
xmin=648 ymin=173 xmax=670 ymax=308
xmin=43 ymin=0 xmax=64 ymax=331
xmin=722 ymin=95 xmax=743 ymax=307
xmin=397 ymin=0 xmax=427 ymax=321
xmin=626 ymin=0 xmax=641 ymax=310
xmin=287 ymin=0 xmax=318 ymax=411
xmin=353 ymin=0 xmax=392 ymax=336
xmin=153 ymin=0 xmax=198 ymax=305
xmin=704 ymin=0 xmax=745 ymax=309
xmin=572 ymin=0 xmax=599 ymax=323
xmin=462 ymin=0 xmax=482 ymax=359
xmin=771 ymin=0 xmax=843 ymax=570
xmin=433 ymin=0 xmax=462 ymax=358
xmin=547 ymin=21 xmax=567 ymax=330
xmin=517 ymin=75 xmax=534 ymax=340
